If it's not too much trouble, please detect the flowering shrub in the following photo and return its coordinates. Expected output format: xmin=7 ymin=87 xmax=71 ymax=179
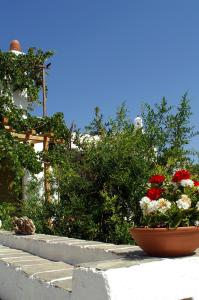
xmin=140 ymin=169 xmax=199 ymax=228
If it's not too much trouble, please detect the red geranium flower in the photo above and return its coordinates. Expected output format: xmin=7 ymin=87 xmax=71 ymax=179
xmin=172 ymin=169 xmax=191 ymax=183
xmin=194 ymin=180 xmax=199 ymax=187
xmin=149 ymin=175 xmax=165 ymax=185
xmin=146 ymin=187 xmax=163 ymax=200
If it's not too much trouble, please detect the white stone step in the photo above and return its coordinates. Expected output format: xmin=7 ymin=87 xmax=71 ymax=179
xmin=0 ymin=245 xmax=73 ymax=300
xmin=0 ymin=232 xmax=199 ymax=300
xmin=0 ymin=230 xmax=139 ymax=264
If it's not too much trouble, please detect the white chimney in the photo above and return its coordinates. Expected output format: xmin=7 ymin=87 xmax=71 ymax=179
xmin=9 ymin=40 xmax=28 ymax=112
xmin=134 ymin=116 xmax=143 ymax=129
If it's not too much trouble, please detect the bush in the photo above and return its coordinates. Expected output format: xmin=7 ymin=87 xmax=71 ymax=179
xmin=46 ymin=97 xmax=198 ymax=243
xmin=46 ymin=104 xmax=155 ymax=243
xmin=18 ymin=96 xmax=199 ymax=244
xmin=0 ymin=202 xmax=15 ymax=230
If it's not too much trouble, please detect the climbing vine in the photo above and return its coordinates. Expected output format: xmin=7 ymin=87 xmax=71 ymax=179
xmin=0 ymin=47 xmax=71 ymax=206
xmin=0 ymin=48 xmax=53 ymax=105
xmin=0 ymin=95 xmax=71 ymax=195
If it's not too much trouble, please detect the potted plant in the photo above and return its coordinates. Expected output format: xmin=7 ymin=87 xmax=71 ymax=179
xmin=129 ymin=169 xmax=199 ymax=257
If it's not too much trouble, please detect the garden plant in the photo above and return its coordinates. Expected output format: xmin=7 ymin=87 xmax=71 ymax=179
xmin=0 ymin=46 xmax=198 ymax=244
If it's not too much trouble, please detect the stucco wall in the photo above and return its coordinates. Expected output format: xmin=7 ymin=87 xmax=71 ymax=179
xmin=0 ymin=231 xmax=198 ymax=300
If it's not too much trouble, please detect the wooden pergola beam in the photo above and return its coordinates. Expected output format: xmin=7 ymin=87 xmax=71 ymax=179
xmin=4 ymin=125 xmax=56 ymax=144
xmin=2 ymin=119 xmax=66 ymax=203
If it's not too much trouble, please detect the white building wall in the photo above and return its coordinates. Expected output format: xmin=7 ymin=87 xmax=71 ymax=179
xmin=10 ymin=49 xmax=45 ymax=200
xmin=13 ymin=90 xmax=29 ymax=111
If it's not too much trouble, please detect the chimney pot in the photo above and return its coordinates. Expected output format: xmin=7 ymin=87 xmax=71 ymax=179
xmin=9 ymin=40 xmax=22 ymax=52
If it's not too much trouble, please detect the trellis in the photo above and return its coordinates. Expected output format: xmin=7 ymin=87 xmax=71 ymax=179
xmin=2 ymin=117 xmax=63 ymax=203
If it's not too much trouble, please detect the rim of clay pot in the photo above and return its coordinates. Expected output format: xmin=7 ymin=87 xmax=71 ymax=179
xmin=130 ymin=226 xmax=199 ymax=257
xmin=130 ymin=226 xmax=199 ymax=233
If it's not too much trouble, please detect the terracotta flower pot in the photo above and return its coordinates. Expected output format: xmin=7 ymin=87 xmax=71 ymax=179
xmin=129 ymin=226 xmax=199 ymax=257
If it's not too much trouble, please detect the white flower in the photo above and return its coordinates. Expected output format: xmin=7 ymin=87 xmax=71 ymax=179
xmin=140 ymin=197 xmax=159 ymax=216
xmin=195 ymin=220 xmax=199 ymax=226
xmin=176 ymin=194 xmax=191 ymax=210
xmin=196 ymin=202 xmax=199 ymax=211
xmin=140 ymin=197 xmax=151 ymax=210
xmin=157 ymin=198 xmax=171 ymax=214
xmin=147 ymin=201 xmax=159 ymax=214
xmin=143 ymin=200 xmax=159 ymax=215
xmin=180 ymin=179 xmax=194 ymax=187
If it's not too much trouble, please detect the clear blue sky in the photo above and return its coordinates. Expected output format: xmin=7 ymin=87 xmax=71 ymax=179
xmin=0 ymin=0 xmax=199 ymax=151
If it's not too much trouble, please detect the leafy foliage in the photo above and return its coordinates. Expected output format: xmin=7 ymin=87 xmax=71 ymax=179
xmin=38 ymin=97 xmax=198 ymax=243
xmin=0 ymin=203 xmax=15 ymax=230
xmin=0 ymin=47 xmax=70 ymax=205
xmin=141 ymin=94 xmax=198 ymax=168
xmin=0 ymin=45 xmax=198 ymax=244
xmin=0 ymin=48 xmax=53 ymax=106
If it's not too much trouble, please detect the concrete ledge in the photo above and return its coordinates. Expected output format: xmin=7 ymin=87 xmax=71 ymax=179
xmin=0 ymin=245 xmax=73 ymax=300
xmin=0 ymin=231 xmax=199 ymax=300
xmin=74 ymin=257 xmax=199 ymax=300
xmin=0 ymin=230 xmax=140 ymax=264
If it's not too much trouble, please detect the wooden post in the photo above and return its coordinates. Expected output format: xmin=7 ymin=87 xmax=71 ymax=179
xmin=2 ymin=118 xmax=59 ymax=203
xmin=42 ymin=65 xmax=47 ymax=117
xmin=43 ymin=136 xmax=51 ymax=202
xmin=41 ymin=63 xmax=51 ymax=117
